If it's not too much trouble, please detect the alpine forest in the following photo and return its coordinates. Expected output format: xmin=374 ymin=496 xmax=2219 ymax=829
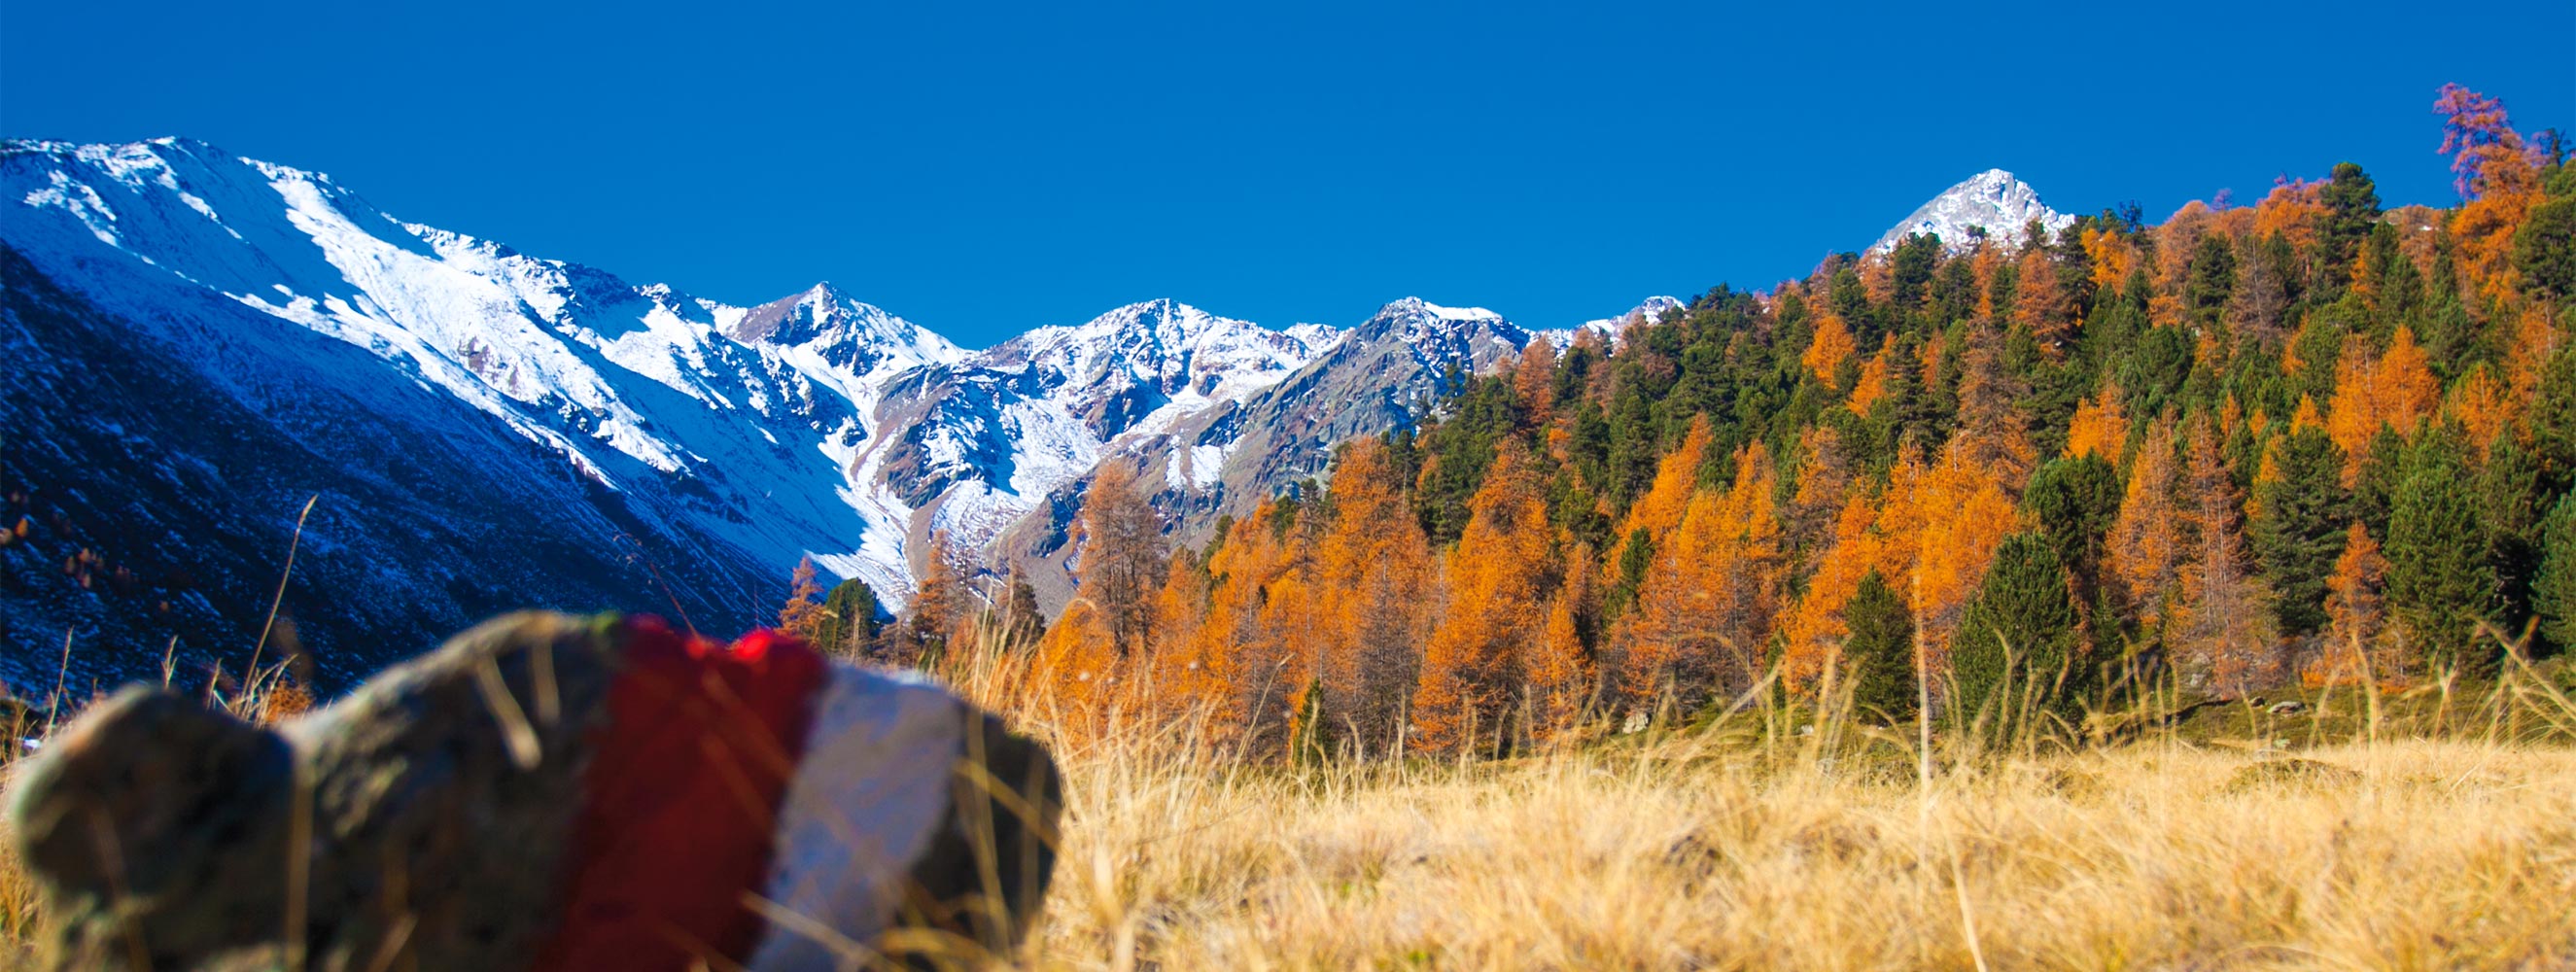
xmin=803 ymin=85 xmax=2576 ymax=762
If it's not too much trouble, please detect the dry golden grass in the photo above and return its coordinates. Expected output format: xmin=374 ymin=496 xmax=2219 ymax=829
xmin=954 ymin=642 xmax=2576 ymax=972
xmin=4 ymin=624 xmax=2571 ymax=970
xmin=1017 ymin=728 xmax=2576 ymax=970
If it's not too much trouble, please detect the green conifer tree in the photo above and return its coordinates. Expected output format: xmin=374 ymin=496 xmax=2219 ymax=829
xmin=2255 ymin=427 xmax=2351 ymax=636
xmin=1951 ymin=533 xmax=2082 ymax=729
xmin=2023 ymin=455 xmax=2122 ymax=614
xmin=2318 ymin=162 xmax=2383 ymax=293
xmin=2532 ymin=491 xmax=2576 ymax=655
xmin=2478 ymin=432 xmax=2547 ymax=632
xmin=2385 ymin=428 xmax=2500 ymax=676
xmin=1844 ymin=570 xmax=1918 ymax=724
xmin=813 ymin=578 xmax=882 ymax=659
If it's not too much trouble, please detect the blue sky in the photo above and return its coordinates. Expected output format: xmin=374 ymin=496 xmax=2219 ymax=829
xmin=4 ymin=2 xmax=2568 ymax=347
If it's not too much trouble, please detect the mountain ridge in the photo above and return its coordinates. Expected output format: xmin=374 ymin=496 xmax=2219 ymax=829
xmin=1 ymin=136 xmax=2036 ymax=689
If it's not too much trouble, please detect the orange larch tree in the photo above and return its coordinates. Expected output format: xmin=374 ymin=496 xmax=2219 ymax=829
xmin=1313 ymin=439 xmax=1441 ymax=758
xmin=1953 ymin=323 xmax=2039 ymax=494
xmin=778 ymin=554 xmax=824 ymax=642
xmin=2106 ymin=417 xmax=2186 ymax=627
xmin=1525 ymin=596 xmax=1593 ymax=744
xmin=1146 ymin=551 xmax=1218 ymax=726
xmin=1619 ymin=443 xmax=1784 ymax=710
xmin=1512 ymin=338 xmax=1559 ymax=430
xmin=2064 ymin=378 xmax=2132 ymax=462
xmin=2449 ymin=364 xmax=2519 ymax=460
xmin=2171 ymin=417 xmax=2281 ymax=692
xmin=1785 ymin=424 xmax=1855 ymax=553
xmin=894 ymin=532 xmax=969 ymax=668
xmin=1777 ymin=487 xmax=1891 ymax=688
xmin=1847 ymin=335 xmax=1894 ymax=415
xmin=1610 ymin=416 xmax=1714 ymax=568
xmin=1197 ymin=503 xmax=1316 ymax=759
xmin=1073 ymin=462 xmax=1169 ymax=658
xmin=2315 ymin=521 xmax=2394 ymax=686
xmin=2435 ymin=84 xmax=2545 ymax=308
xmin=1888 ymin=438 xmax=2020 ymax=663
xmin=1414 ymin=444 xmax=1558 ymax=755
xmin=2324 ymin=328 xmax=2441 ymax=479
xmin=1032 ymin=598 xmax=1122 ymax=746
xmin=2150 ymin=201 xmax=2218 ymax=330
xmin=1803 ymin=313 xmax=1858 ymax=386
xmin=2082 ymin=224 xmax=2140 ymax=295
xmin=2013 ymin=246 xmax=2074 ymax=349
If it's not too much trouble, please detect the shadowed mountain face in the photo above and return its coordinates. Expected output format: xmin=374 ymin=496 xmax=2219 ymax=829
xmin=0 ymin=243 xmax=776 ymax=694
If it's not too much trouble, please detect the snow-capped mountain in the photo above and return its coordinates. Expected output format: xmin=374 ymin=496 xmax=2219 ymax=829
xmin=1871 ymin=169 xmax=2071 ymax=253
xmin=0 ymin=138 xmax=1403 ymax=691
xmin=1548 ymin=295 xmax=1684 ymax=349
xmin=990 ymin=295 xmax=1541 ymax=607
xmin=860 ymin=298 xmax=1335 ymax=575
xmin=2 ymin=137 xmax=995 ymax=613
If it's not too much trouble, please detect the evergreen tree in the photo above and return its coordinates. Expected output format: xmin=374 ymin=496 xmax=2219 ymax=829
xmin=2532 ymin=491 xmax=2576 ymax=655
xmin=1882 ymin=332 xmax=1950 ymax=451
xmin=1951 ymin=533 xmax=2083 ymax=728
xmin=2350 ymin=427 xmax=2412 ymax=538
xmin=2385 ymin=428 xmax=2500 ymax=676
xmin=2254 ymin=427 xmax=2351 ymax=636
xmin=2528 ymin=346 xmax=2576 ymax=495
xmin=2024 ymin=456 xmax=2122 ymax=601
xmin=1608 ymin=526 xmax=1654 ymax=615
xmin=1843 ymin=569 xmax=1918 ymax=724
xmin=2514 ymin=194 xmax=2576 ymax=301
xmin=1892 ymin=233 xmax=1940 ymax=309
xmin=814 ymin=577 xmax=882 ymax=658
xmin=995 ymin=571 xmax=1045 ymax=647
xmin=2478 ymin=432 xmax=2548 ymax=633
xmin=2318 ymin=161 xmax=2382 ymax=293
xmin=1602 ymin=385 xmax=1660 ymax=514
xmin=2184 ymin=232 xmax=2238 ymax=329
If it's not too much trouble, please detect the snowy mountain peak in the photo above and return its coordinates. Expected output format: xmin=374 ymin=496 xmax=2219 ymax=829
xmin=1872 ymin=168 xmax=2071 ymax=253
xmin=1387 ymin=295 xmax=1502 ymax=323
xmin=724 ymin=282 xmax=962 ymax=371
xmin=1548 ymin=295 xmax=1683 ymax=349
xmin=1282 ymin=322 xmax=1345 ymax=352
xmin=1000 ymin=299 xmax=1286 ymax=376
xmin=1348 ymin=297 xmax=1533 ymax=374
xmin=1076 ymin=297 xmax=1236 ymax=346
xmin=1360 ymin=296 xmax=1510 ymax=338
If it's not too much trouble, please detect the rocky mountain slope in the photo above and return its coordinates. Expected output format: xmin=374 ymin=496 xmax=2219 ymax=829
xmin=990 ymin=296 xmax=1546 ymax=605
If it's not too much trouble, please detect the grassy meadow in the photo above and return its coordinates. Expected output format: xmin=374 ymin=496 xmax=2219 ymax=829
xmin=933 ymin=639 xmax=2576 ymax=971
xmin=2 ymin=639 xmax=2572 ymax=971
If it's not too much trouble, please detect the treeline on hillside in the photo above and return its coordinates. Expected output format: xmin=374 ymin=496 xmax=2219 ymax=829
xmin=799 ymin=86 xmax=2575 ymax=761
